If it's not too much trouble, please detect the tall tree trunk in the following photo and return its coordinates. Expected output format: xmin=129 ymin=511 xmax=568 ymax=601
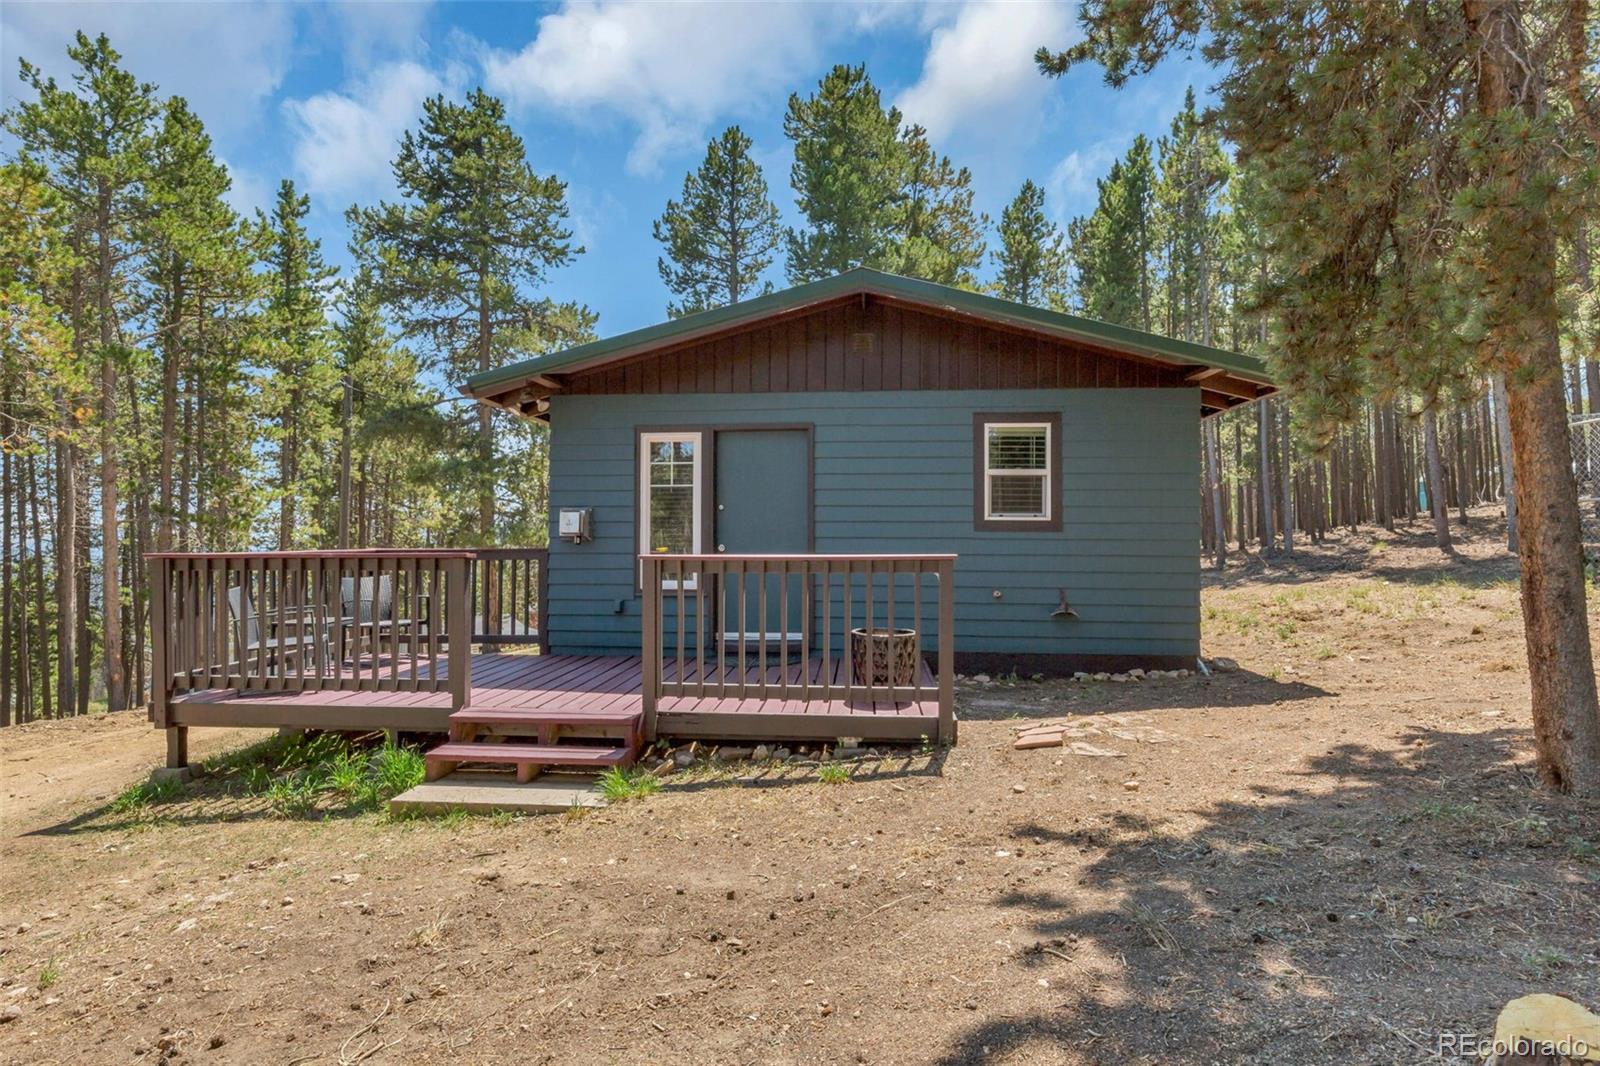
xmin=1492 ymin=372 xmax=1519 ymax=552
xmin=476 ymin=280 xmax=500 ymax=648
xmin=75 ymin=461 xmax=90 ymax=717
xmin=1204 ymin=418 xmax=1227 ymax=568
xmin=157 ymin=276 xmax=182 ymax=552
xmin=1278 ymin=399 xmax=1294 ymax=553
xmin=1423 ymin=403 xmax=1453 ymax=551
xmin=338 ymin=373 xmax=352 ymax=550
xmin=1257 ymin=399 xmax=1276 ymax=552
xmin=1468 ymin=0 xmax=1600 ymax=794
xmin=97 ymin=181 xmax=125 ymax=712
xmin=477 ymin=283 xmax=495 ymax=544
xmin=2 ymin=384 xmax=13 ymax=727
xmin=53 ymin=415 xmax=76 ymax=717
xmin=1234 ymin=417 xmax=1246 ymax=550
xmin=28 ymin=450 xmax=52 ymax=721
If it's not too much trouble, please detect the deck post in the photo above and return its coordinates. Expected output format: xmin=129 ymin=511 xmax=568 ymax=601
xmin=640 ymin=556 xmax=659 ymax=742
xmin=166 ymin=725 xmax=188 ymax=769
xmin=149 ymin=556 xmax=169 ymax=728
xmin=446 ymin=557 xmax=471 ymax=712
xmin=536 ymin=549 xmax=550 ymax=654
xmin=936 ymin=558 xmax=956 ymax=745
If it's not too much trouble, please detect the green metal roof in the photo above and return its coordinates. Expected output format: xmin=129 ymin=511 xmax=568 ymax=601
xmin=463 ymin=267 xmax=1273 ymax=399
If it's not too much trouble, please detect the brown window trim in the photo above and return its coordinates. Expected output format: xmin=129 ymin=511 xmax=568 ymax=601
xmin=973 ymin=411 xmax=1062 ymax=533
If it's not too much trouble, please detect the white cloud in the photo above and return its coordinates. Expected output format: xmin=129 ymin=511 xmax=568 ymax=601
xmin=1047 ymin=141 xmax=1121 ymax=221
xmin=1 ymin=1 xmax=294 ymax=132
xmin=323 ymin=0 xmax=436 ymax=69
xmin=283 ymin=60 xmax=463 ymax=203
xmin=218 ymin=157 xmax=275 ymax=219
xmin=480 ymin=1 xmax=837 ymax=175
xmin=894 ymin=0 xmax=1074 ymax=144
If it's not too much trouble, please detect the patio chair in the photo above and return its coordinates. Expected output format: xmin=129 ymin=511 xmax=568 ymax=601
xmin=226 ymin=585 xmax=328 ymax=678
xmin=340 ymin=575 xmax=429 ymax=655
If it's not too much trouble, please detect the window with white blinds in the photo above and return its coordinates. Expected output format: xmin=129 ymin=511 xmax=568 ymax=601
xmin=982 ymin=421 xmax=1053 ymax=523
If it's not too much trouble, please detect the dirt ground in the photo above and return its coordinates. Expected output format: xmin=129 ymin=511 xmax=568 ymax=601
xmin=2 ymin=511 xmax=1597 ymax=1065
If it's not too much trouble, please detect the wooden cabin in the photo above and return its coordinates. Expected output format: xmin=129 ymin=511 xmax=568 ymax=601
xmin=148 ymin=269 xmax=1273 ymax=780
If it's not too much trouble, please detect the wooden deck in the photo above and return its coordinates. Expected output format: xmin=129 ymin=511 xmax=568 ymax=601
xmin=166 ymin=652 xmax=944 ymax=743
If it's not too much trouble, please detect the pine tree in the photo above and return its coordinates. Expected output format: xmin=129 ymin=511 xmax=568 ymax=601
xmin=893 ymin=124 xmax=986 ymax=286
xmin=1153 ymin=89 xmax=1229 ymax=343
xmin=8 ymin=32 xmax=158 ymax=712
xmin=653 ymin=126 xmax=781 ymax=317
xmin=144 ymin=97 xmax=252 ymax=552
xmin=1041 ymin=0 xmax=1600 ymax=793
xmin=992 ymin=179 xmax=1066 ymax=306
xmin=350 ymin=89 xmax=585 ymax=545
xmin=783 ymin=64 xmax=907 ymax=283
xmin=1069 ymin=136 xmax=1155 ymax=328
xmin=258 ymin=179 xmax=338 ymax=549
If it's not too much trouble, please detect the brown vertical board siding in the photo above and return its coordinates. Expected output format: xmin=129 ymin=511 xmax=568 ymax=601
xmin=826 ymin=306 xmax=848 ymax=387
xmin=786 ymin=317 xmax=807 ymax=390
xmin=559 ymin=298 xmax=1195 ymax=397
xmin=751 ymin=327 xmax=770 ymax=392
xmin=805 ymin=313 xmax=827 ymax=390
xmin=769 ymin=323 xmax=789 ymax=392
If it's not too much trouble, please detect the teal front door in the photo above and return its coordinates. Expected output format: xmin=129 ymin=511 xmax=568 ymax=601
xmin=714 ymin=429 xmax=810 ymax=647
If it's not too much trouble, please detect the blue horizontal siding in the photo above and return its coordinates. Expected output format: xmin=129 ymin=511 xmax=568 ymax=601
xmin=545 ymin=388 xmax=1200 ymax=660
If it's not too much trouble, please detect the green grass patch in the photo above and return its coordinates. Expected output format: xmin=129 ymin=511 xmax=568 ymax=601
xmin=37 ymin=958 xmax=59 ymax=990
xmin=109 ymin=774 xmax=184 ymax=814
xmin=817 ymin=761 xmax=851 ymax=785
xmin=596 ymin=766 xmax=662 ymax=802
xmin=195 ymin=732 xmax=427 ymax=819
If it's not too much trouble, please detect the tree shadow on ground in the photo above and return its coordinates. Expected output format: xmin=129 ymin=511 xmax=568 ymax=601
xmin=648 ymin=746 xmax=950 ymax=795
xmin=932 ymin=727 xmax=1600 ymax=1065
xmin=26 ymin=731 xmax=417 ymax=837
xmin=958 ymin=669 xmax=1332 ymax=723
xmin=1203 ymin=513 xmax=1521 ymax=592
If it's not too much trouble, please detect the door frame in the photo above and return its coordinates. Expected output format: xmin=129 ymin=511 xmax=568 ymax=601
xmin=710 ymin=424 xmax=816 ymax=648
xmin=632 ymin=422 xmax=816 ymax=596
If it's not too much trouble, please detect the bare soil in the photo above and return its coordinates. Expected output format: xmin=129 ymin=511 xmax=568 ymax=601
xmin=2 ymin=511 xmax=1597 ymax=1065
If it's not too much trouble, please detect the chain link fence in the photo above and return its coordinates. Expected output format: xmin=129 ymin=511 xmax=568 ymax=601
xmin=1572 ymin=414 xmax=1600 ymax=545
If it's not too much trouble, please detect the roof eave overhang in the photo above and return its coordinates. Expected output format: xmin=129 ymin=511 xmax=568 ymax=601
xmin=464 ymin=272 xmax=1276 ymax=416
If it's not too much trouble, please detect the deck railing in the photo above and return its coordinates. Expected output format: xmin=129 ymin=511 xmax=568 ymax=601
xmin=148 ymin=551 xmax=477 ymax=725
xmin=470 ymin=548 xmax=549 ymax=648
xmin=639 ymin=553 xmax=956 ymax=744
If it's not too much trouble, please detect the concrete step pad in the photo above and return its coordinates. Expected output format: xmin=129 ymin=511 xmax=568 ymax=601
xmin=389 ymin=771 xmax=606 ymax=816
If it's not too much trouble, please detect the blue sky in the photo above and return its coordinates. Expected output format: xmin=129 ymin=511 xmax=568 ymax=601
xmin=3 ymin=0 xmax=1214 ymax=337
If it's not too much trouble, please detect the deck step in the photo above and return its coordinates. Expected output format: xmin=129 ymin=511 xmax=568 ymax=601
xmin=425 ymin=741 xmax=634 ymax=767
xmin=449 ymin=706 xmax=642 ymax=727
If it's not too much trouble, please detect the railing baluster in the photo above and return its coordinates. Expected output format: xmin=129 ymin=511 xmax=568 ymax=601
xmin=694 ymin=558 xmax=705 ymax=698
xmin=757 ymin=559 xmax=767 ymax=698
xmin=640 ymin=555 xmax=659 ymax=740
xmin=368 ymin=558 xmax=381 ymax=690
xmin=819 ymin=559 xmax=830 ymax=703
xmin=842 ymin=562 xmax=853 ymax=707
xmin=887 ymin=561 xmax=897 ymax=702
xmin=715 ymin=561 xmax=726 ymax=699
xmin=864 ymin=561 xmax=876 ymax=707
xmin=675 ymin=557 xmax=685 ymax=697
xmin=937 ymin=557 xmax=955 ymax=744
xmin=913 ymin=565 xmax=924 ymax=699
xmin=737 ymin=561 xmax=747 ymax=700
xmin=779 ymin=561 xmax=789 ymax=701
